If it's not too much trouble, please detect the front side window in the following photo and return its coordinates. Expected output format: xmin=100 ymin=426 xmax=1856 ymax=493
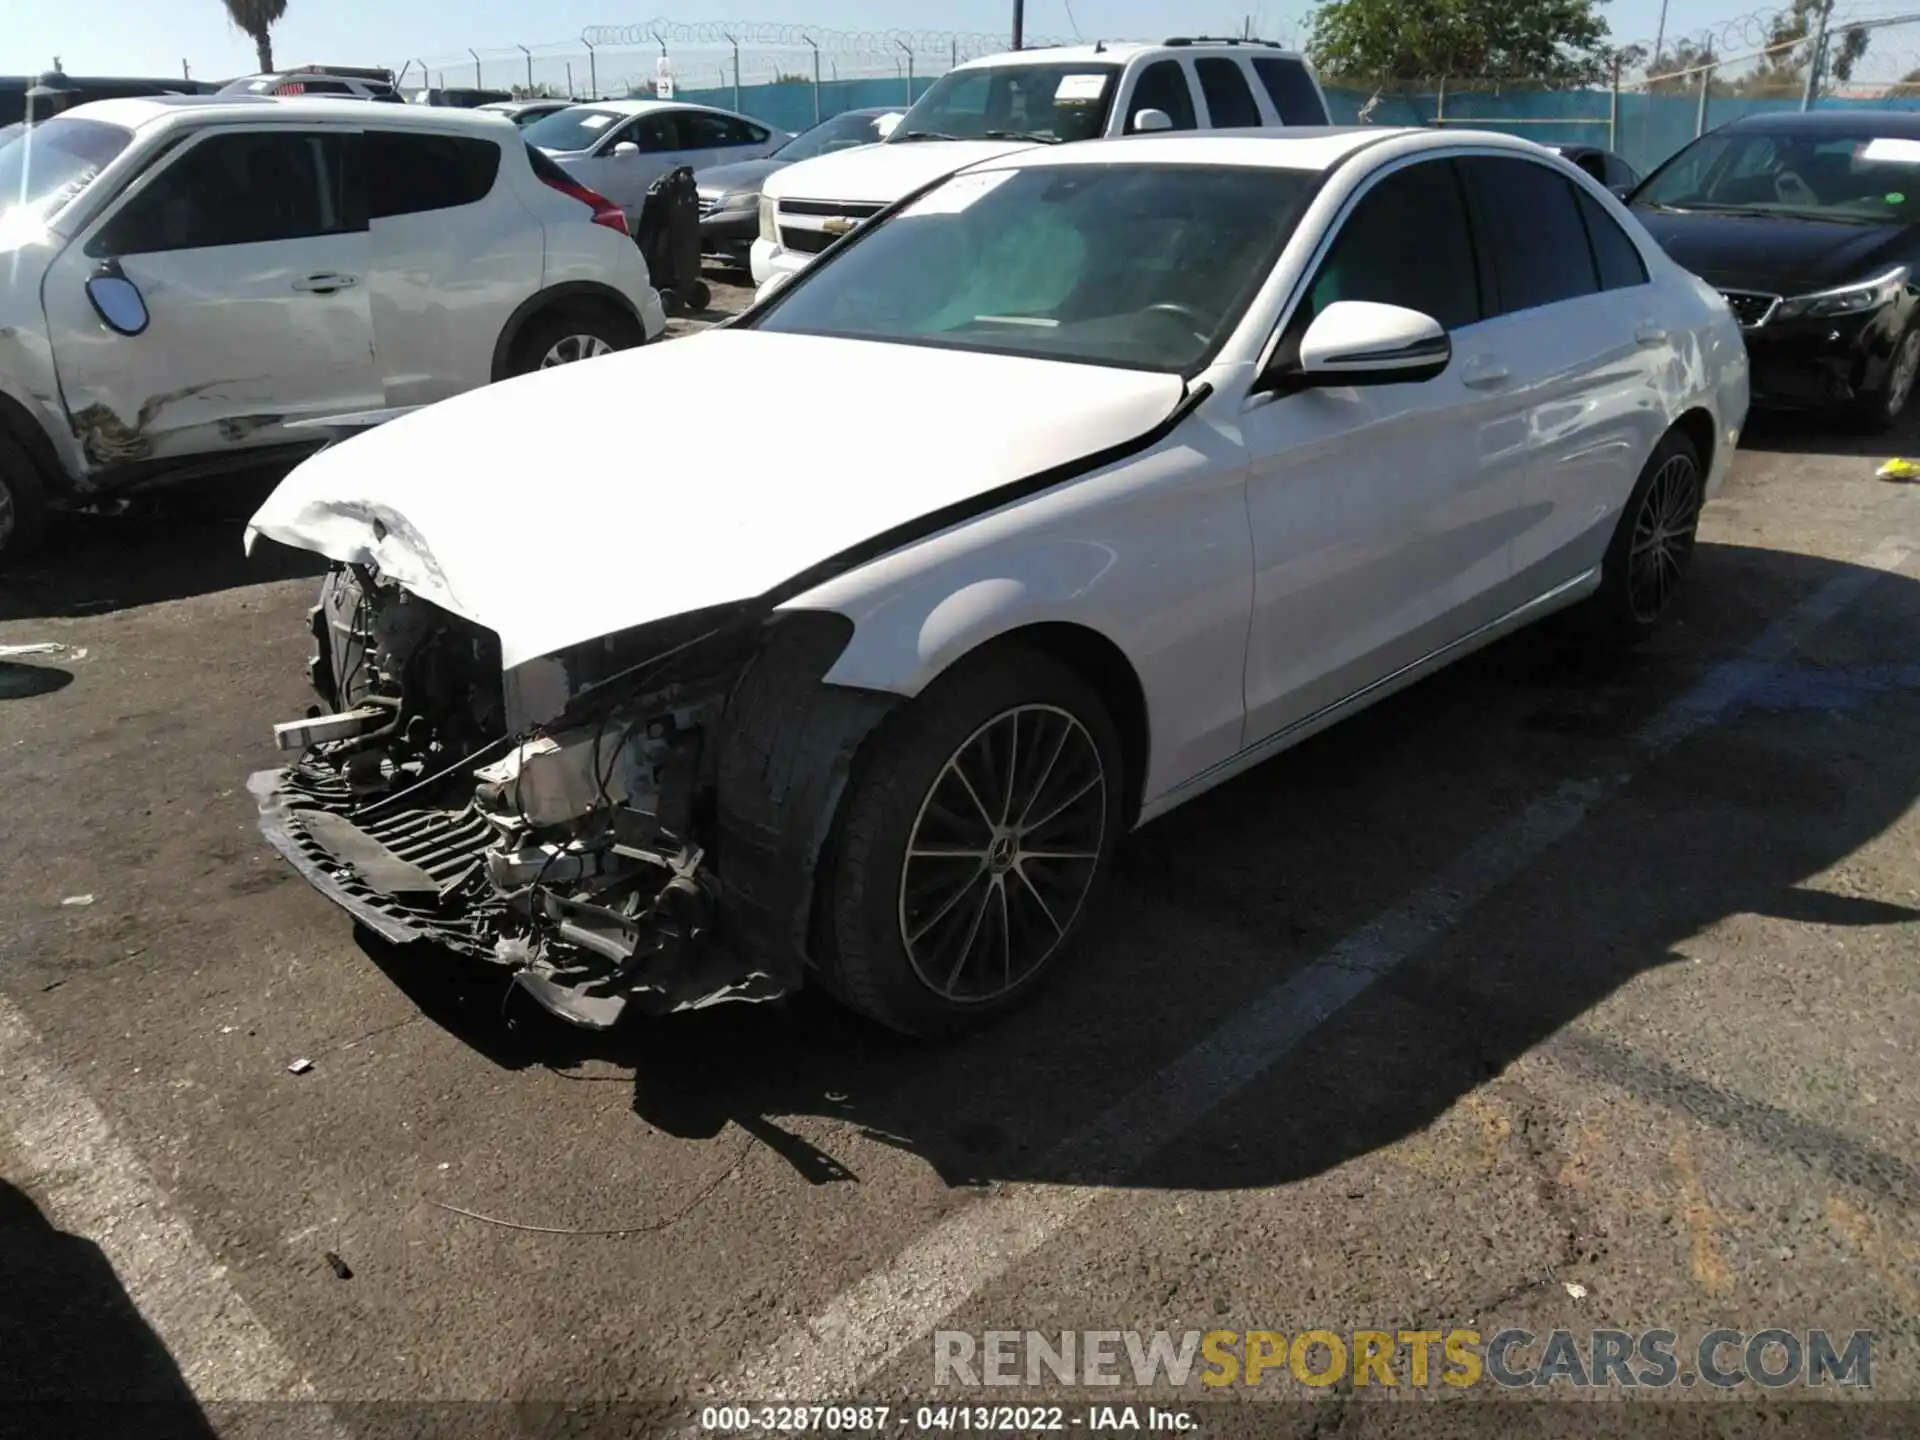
xmin=367 ymin=132 xmax=500 ymax=218
xmin=750 ymin=162 xmax=1317 ymax=374
xmin=1126 ymin=61 xmax=1196 ymax=132
xmin=1302 ymin=159 xmax=1481 ymax=331
xmin=1637 ymin=127 xmax=1920 ymax=223
xmin=776 ymin=110 xmax=900 ymax=161
xmin=1459 ymin=155 xmax=1600 ymax=315
xmin=623 ymin=114 xmax=682 ymax=152
xmin=888 ymin=63 xmax=1121 ymax=143
xmin=91 ymin=130 xmax=355 ymax=256
xmin=1194 ymin=59 xmax=1263 ymax=129
xmin=0 ymin=116 xmax=132 ymax=224
xmin=521 ymin=106 xmax=629 ymax=153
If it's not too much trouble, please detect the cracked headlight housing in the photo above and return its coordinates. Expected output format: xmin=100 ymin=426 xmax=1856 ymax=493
xmin=759 ymin=194 xmax=778 ymax=244
xmin=1775 ymin=265 xmax=1911 ymax=321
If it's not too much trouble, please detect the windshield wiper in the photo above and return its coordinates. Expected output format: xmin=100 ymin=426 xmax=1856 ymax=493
xmin=891 ymin=129 xmax=962 ymax=142
xmin=982 ymin=129 xmax=1060 ymax=143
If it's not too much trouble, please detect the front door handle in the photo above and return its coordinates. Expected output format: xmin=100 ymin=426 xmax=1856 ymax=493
xmin=293 ymin=273 xmax=358 ymax=294
xmin=1461 ymin=356 xmax=1511 ymax=390
xmin=1634 ymin=322 xmax=1670 ymax=347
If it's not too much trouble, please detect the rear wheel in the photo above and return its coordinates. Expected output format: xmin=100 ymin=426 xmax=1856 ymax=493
xmin=505 ymin=305 xmax=643 ymax=377
xmin=816 ymin=645 xmax=1124 ymax=1037
xmin=0 ymin=429 xmax=49 ymax=568
xmin=1570 ymin=428 xmax=1704 ymax=646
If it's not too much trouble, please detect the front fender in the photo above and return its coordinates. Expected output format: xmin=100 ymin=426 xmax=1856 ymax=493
xmin=800 ymin=536 xmax=1129 ymax=698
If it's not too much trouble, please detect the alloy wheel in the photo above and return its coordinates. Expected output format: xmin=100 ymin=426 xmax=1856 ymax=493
xmin=1628 ymin=452 xmax=1701 ymax=625
xmin=897 ymin=703 xmax=1108 ymax=1004
xmin=1888 ymin=330 xmax=1920 ymax=419
xmin=539 ymin=334 xmax=614 ymax=368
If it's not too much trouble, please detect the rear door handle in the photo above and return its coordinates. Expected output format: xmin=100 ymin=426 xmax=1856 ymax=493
xmin=293 ymin=273 xmax=358 ymax=294
xmin=1634 ymin=322 xmax=1669 ymax=346
xmin=1461 ymin=356 xmax=1511 ymax=390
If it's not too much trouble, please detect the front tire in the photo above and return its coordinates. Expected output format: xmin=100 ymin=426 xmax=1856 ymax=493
xmin=1571 ymin=427 xmax=1704 ymax=647
xmin=1858 ymin=323 xmax=1920 ymax=432
xmin=817 ymin=645 xmax=1125 ymax=1037
xmin=0 ymin=429 xmax=49 ymax=569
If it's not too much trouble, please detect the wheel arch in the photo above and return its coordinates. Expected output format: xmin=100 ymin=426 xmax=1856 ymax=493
xmin=1671 ymin=405 xmax=1717 ymax=475
xmin=489 ymin=281 xmax=646 ymax=380
xmin=0 ymin=384 xmax=75 ymax=498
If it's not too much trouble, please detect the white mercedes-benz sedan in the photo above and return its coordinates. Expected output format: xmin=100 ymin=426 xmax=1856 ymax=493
xmin=243 ymin=127 xmax=1750 ymax=1038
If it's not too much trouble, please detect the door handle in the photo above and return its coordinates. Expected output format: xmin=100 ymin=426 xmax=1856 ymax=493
xmin=1634 ymin=322 xmax=1669 ymax=347
xmin=293 ymin=273 xmax=358 ymax=294
xmin=1461 ymin=357 xmax=1511 ymax=390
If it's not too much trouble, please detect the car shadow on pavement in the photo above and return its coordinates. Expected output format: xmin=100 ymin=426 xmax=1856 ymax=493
xmin=1736 ymin=407 xmax=1920 ymax=459
xmin=0 ymin=475 xmax=324 ymax=624
xmin=0 ymin=1179 xmax=217 ymax=1439
xmin=359 ymin=541 xmax=1920 ymax=1202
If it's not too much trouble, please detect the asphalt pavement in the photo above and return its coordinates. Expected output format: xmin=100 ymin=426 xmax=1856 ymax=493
xmin=2 ymin=279 xmax=1917 ymax=1438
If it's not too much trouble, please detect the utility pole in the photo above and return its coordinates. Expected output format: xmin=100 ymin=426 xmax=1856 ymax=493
xmin=1012 ymin=0 xmax=1024 ymax=50
xmin=1801 ymin=0 xmax=1832 ymax=110
xmin=1651 ymin=0 xmax=1670 ymax=74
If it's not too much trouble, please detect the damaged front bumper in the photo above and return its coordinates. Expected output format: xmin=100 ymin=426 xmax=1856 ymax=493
xmin=249 ymin=757 xmax=789 ymax=1030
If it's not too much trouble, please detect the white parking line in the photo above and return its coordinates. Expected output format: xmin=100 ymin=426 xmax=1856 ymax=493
xmin=0 ymin=998 xmax=341 ymax=1420
xmin=716 ymin=537 xmax=1913 ymax=1408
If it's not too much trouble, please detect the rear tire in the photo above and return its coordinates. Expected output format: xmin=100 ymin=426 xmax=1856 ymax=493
xmin=1568 ymin=427 xmax=1704 ymax=647
xmin=0 ymin=429 xmax=49 ymax=569
xmin=816 ymin=645 xmax=1125 ymax=1038
xmin=505 ymin=304 xmax=643 ymax=377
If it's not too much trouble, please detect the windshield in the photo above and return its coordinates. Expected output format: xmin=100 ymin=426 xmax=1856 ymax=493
xmin=1637 ymin=128 xmax=1920 ymax=224
xmin=520 ymin=106 xmax=625 ymax=153
xmin=0 ymin=117 xmax=133 ymax=225
xmin=887 ymin=62 xmax=1122 ymax=143
xmin=775 ymin=110 xmax=899 ymax=162
xmin=750 ymin=162 xmax=1316 ymax=373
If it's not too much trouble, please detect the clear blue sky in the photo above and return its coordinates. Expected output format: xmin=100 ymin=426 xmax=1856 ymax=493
xmin=0 ymin=0 xmax=1787 ymax=86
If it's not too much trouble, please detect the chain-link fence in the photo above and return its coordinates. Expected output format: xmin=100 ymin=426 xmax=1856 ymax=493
xmin=1326 ymin=12 xmax=1920 ymax=179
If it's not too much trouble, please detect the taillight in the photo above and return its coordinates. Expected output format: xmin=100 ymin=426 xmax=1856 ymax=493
xmin=539 ymin=172 xmax=629 ymax=236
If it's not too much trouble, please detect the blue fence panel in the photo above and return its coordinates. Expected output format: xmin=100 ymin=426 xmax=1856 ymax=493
xmin=672 ymin=75 xmax=935 ymax=133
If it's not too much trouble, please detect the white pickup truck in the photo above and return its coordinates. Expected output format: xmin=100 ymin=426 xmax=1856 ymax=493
xmin=752 ymin=37 xmax=1333 ymax=296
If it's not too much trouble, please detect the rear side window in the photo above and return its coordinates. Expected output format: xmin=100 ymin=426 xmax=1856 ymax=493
xmin=1303 ymin=158 xmax=1481 ymax=331
xmin=1194 ymin=58 xmax=1262 ymax=128
xmin=91 ymin=130 xmax=357 ymax=256
xmin=1574 ymin=187 xmax=1651 ymax=290
xmin=1459 ymin=155 xmax=1599 ymax=315
xmin=1127 ymin=60 xmax=1196 ymax=131
xmin=1253 ymin=57 xmax=1328 ymax=124
xmin=367 ymin=132 xmax=500 ymax=217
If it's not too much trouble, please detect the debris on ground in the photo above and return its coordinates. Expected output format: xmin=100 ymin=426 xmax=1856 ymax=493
xmin=1875 ymin=457 xmax=1920 ymax=481
xmin=1564 ymin=1280 xmax=1589 ymax=1300
xmin=60 ymin=894 xmax=95 ymax=907
xmin=323 ymin=1251 xmax=353 ymax=1280
xmin=0 ymin=642 xmax=67 ymax=660
xmin=287 ymin=1057 xmax=314 ymax=1075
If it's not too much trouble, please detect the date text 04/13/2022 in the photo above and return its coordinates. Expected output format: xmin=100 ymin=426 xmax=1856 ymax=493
xmin=698 ymin=1404 xmax=1200 ymax=1432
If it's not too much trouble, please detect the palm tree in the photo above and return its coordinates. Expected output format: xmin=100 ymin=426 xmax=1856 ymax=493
xmin=222 ymin=0 xmax=289 ymax=73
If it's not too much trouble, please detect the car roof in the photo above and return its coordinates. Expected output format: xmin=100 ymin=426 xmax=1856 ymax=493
xmin=958 ymin=125 xmax=1460 ymax=173
xmin=1720 ymin=108 xmax=1920 ymax=137
xmin=566 ymin=97 xmax=761 ymax=119
xmin=951 ymin=40 xmax=1311 ymax=71
xmin=61 ymin=93 xmax=517 ymax=132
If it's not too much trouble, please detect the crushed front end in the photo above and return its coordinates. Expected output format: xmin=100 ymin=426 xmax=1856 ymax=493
xmin=250 ymin=563 xmax=814 ymax=1029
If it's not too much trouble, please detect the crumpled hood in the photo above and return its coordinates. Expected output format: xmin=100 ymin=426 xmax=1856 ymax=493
xmin=762 ymin=138 xmax=1036 ymax=206
xmin=245 ymin=330 xmax=1184 ymax=669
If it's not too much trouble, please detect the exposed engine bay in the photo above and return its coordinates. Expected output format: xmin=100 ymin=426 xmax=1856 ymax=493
xmin=249 ymin=563 xmax=817 ymax=1030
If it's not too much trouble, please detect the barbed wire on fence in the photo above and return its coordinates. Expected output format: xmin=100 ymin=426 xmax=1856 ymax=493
xmin=577 ymin=20 xmax=1077 ymax=52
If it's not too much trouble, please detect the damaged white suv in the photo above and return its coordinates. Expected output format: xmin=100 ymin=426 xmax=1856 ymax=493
xmin=0 ymin=97 xmax=665 ymax=563
xmin=246 ymin=129 xmax=1747 ymax=1037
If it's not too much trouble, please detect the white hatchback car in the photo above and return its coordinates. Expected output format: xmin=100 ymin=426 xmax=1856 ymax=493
xmin=521 ymin=99 xmax=790 ymax=225
xmin=246 ymin=128 xmax=1748 ymax=1038
xmin=0 ymin=96 xmax=666 ymax=562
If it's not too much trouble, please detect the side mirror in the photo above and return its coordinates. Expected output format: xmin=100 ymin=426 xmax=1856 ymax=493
xmin=612 ymin=140 xmax=640 ymax=158
xmin=1273 ymin=300 xmax=1450 ymax=390
xmin=85 ymin=264 xmax=149 ymax=337
xmin=1609 ymin=181 xmax=1634 ymax=199
xmin=1131 ymin=108 xmax=1173 ymax=133
xmin=875 ymin=113 xmax=902 ymax=138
